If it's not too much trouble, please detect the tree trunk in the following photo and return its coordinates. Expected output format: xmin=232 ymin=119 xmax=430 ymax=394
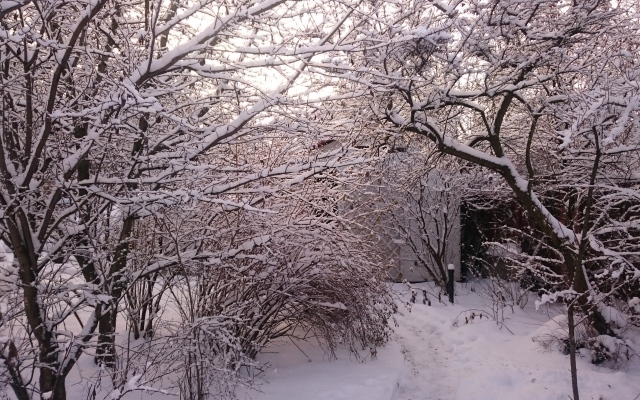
xmin=4 ymin=339 xmax=31 ymax=400
xmin=50 ymin=376 xmax=67 ymax=400
xmin=562 ymin=248 xmax=610 ymax=336
xmin=567 ymin=304 xmax=580 ymax=400
xmin=96 ymin=305 xmax=117 ymax=367
xmin=96 ymin=216 xmax=135 ymax=365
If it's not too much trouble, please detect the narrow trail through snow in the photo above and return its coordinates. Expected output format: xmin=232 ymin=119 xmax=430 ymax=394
xmin=391 ymin=309 xmax=458 ymax=400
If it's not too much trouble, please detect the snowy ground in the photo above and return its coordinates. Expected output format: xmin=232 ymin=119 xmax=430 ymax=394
xmin=243 ymin=282 xmax=640 ymax=400
xmin=4 ymin=279 xmax=640 ymax=399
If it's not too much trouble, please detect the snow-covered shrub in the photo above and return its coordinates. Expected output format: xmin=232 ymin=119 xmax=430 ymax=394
xmin=531 ymin=314 xmax=589 ymax=354
xmin=474 ymin=277 xmax=531 ymax=320
xmin=163 ymin=212 xmax=396 ymax=362
xmin=100 ymin=183 xmax=397 ymax=397
xmin=172 ymin=317 xmax=254 ymax=400
xmin=531 ymin=312 xmax=637 ymax=369
xmin=587 ymin=335 xmax=633 ymax=368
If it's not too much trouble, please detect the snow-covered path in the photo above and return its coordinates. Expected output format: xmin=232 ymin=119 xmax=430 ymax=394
xmin=392 ymin=310 xmax=458 ymax=400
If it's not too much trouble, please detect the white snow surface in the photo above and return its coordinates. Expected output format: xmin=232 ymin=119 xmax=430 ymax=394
xmin=241 ymin=283 xmax=640 ymax=400
xmin=12 ymin=282 xmax=640 ymax=399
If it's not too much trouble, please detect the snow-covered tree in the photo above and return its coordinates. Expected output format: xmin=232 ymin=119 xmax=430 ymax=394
xmin=349 ymin=0 xmax=638 ymax=321
xmin=0 ymin=1 xmax=396 ymax=398
xmin=331 ymin=0 xmax=640 ymax=397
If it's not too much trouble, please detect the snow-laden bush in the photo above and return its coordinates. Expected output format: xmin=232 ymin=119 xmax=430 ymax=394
xmin=531 ymin=312 xmax=638 ymax=369
xmin=177 ymin=235 xmax=394 ymax=361
xmin=160 ymin=204 xmax=396 ymax=360
xmin=587 ymin=335 xmax=633 ymax=368
xmin=95 ymin=192 xmax=396 ymax=398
